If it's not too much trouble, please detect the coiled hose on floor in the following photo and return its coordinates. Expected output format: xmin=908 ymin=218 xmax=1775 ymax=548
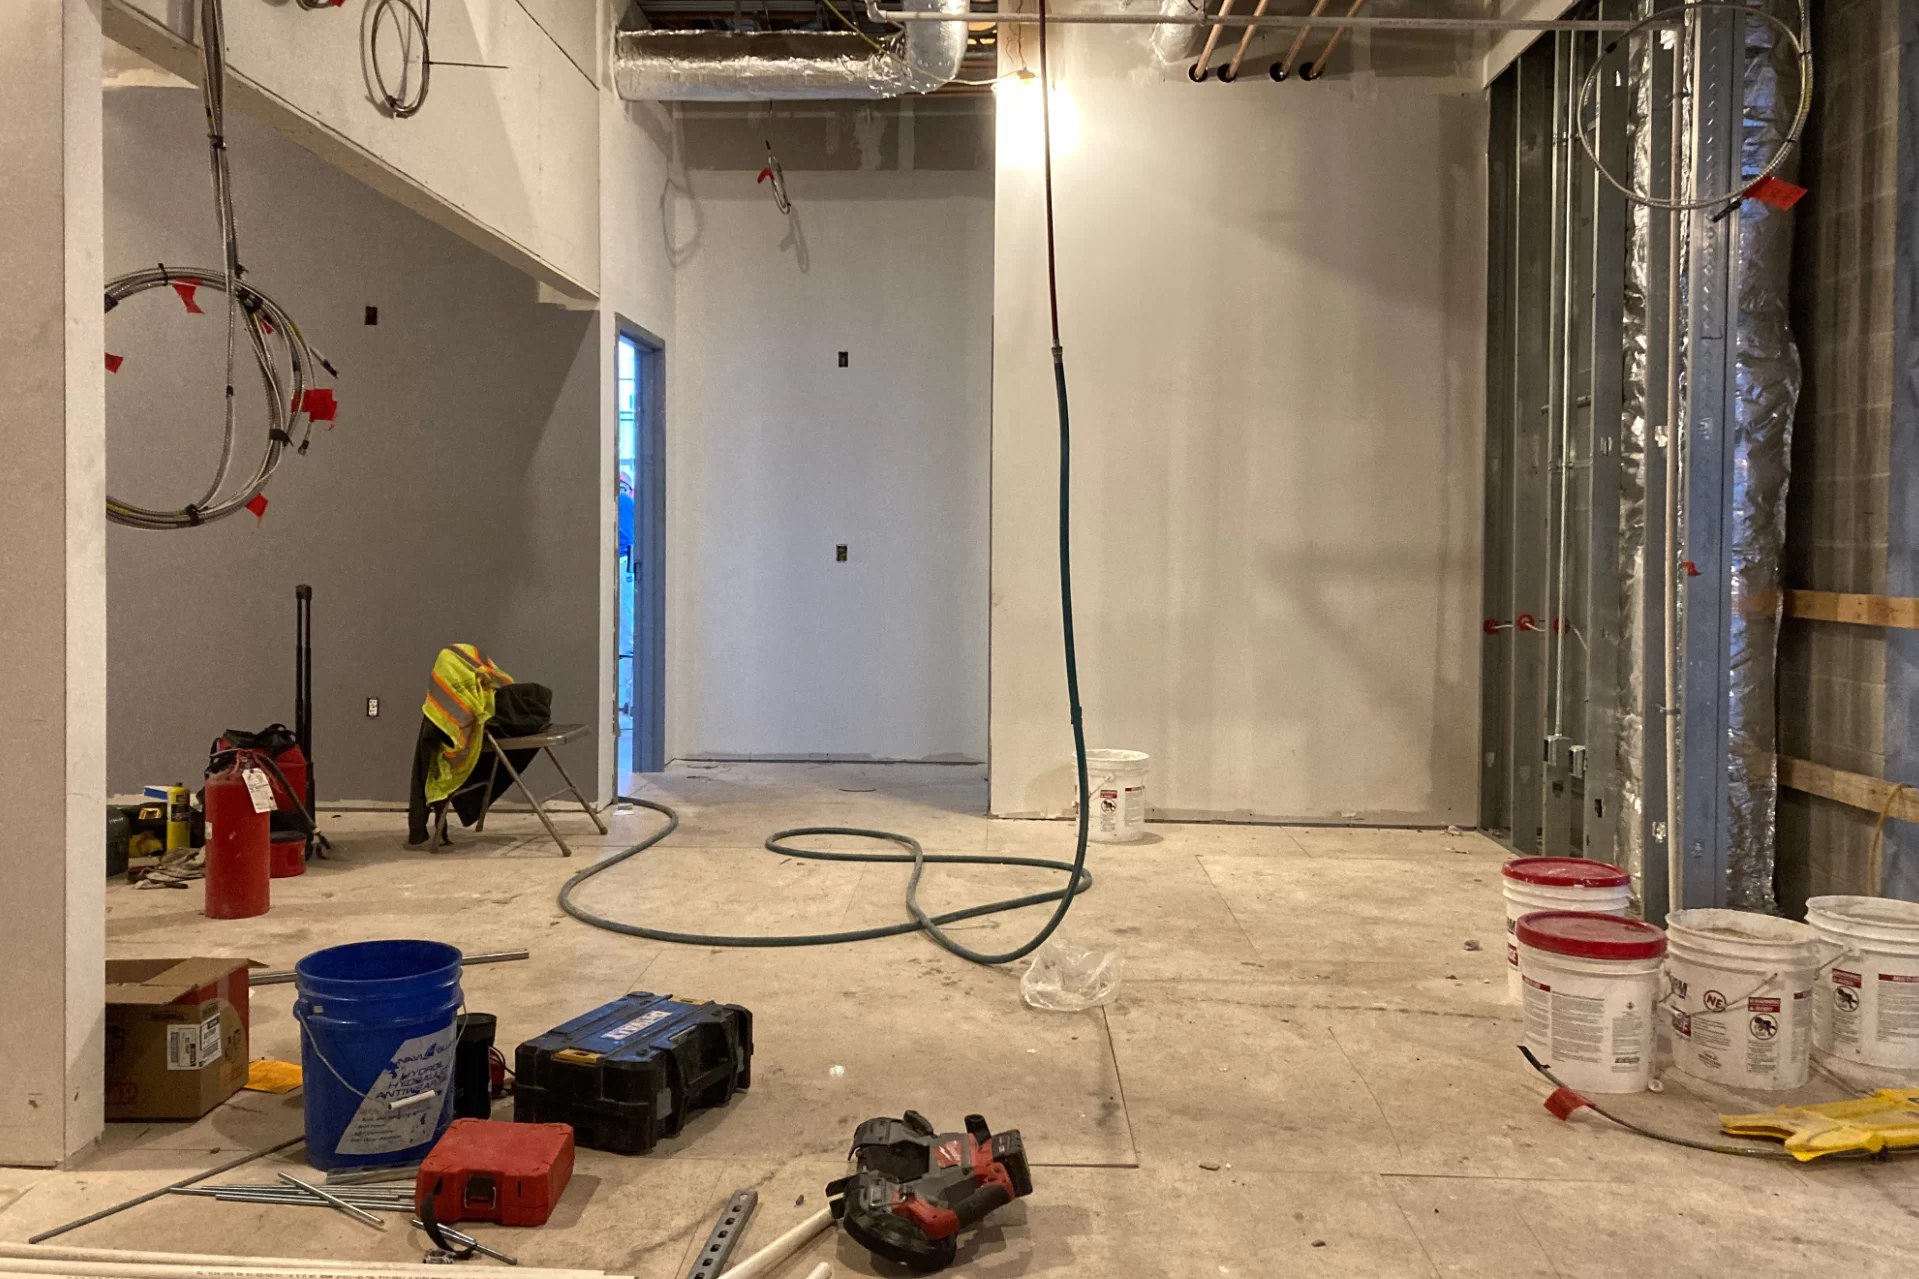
xmin=559 ymin=0 xmax=1088 ymax=968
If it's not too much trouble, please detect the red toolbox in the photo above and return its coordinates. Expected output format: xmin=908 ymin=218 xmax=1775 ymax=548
xmin=416 ymin=1118 xmax=575 ymax=1227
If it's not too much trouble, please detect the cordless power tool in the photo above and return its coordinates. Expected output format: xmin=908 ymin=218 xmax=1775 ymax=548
xmin=826 ymin=1111 xmax=1031 ymax=1273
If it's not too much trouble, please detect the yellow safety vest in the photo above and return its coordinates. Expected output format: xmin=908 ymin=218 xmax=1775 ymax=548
xmin=422 ymin=644 xmax=513 ymax=803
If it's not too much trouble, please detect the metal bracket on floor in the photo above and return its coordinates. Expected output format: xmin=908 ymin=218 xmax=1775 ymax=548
xmin=686 ymin=1189 xmax=758 ymax=1279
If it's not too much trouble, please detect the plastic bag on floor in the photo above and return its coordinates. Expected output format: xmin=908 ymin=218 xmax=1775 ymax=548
xmin=1020 ymin=936 xmax=1123 ymax=1011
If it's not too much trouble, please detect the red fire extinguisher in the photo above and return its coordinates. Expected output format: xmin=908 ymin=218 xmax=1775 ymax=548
xmin=205 ymin=751 xmax=271 ymax=919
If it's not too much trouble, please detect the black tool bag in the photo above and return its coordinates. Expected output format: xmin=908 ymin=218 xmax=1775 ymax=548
xmin=513 ymin=992 xmax=753 ymax=1154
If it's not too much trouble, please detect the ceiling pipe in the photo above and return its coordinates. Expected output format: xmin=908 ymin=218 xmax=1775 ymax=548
xmin=1265 ymin=0 xmax=1330 ymax=81
xmin=1298 ymin=0 xmax=1365 ymax=80
xmin=864 ymin=8 xmax=1639 ymax=31
xmin=613 ymin=0 xmax=965 ymax=101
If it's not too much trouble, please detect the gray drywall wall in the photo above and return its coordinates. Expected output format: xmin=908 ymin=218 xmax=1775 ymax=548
xmin=990 ymin=49 xmax=1485 ymax=823
xmin=668 ymin=167 xmax=993 ymax=761
xmin=104 ymin=86 xmax=603 ymax=803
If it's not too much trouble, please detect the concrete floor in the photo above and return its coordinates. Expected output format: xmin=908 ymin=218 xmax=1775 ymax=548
xmin=6 ymin=762 xmax=1918 ymax=1276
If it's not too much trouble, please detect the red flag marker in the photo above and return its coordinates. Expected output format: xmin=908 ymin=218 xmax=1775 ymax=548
xmin=172 ymin=279 xmax=205 ymax=314
xmin=1747 ymin=175 xmax=1808 ymax=210
xmin=301 ymin=387 xmax=338 ymax=424
xmin=245 ymin=493 xmax=269 ymax=523
xmin=105 ymin=353 xmax=124 ymax=373
xmin=1544 ymin=1087 xmax=1592 ymax=1121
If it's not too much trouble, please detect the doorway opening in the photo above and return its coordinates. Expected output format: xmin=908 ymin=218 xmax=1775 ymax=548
xmin=616 ymin=326 xmax=665 ymax=791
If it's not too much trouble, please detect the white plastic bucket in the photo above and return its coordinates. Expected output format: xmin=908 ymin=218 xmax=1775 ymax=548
xmin=1501 ymin=858 xmax=1633 ymax=1001
xmin=1806 ymin=895 xmax=1919 ymax=1071
xmin=1517 ymin=910 xmax=1666 ymax=1094
xmin=1663 ymin=909 xmax=1819 ymax=1090
xmin=1080 ymin=750 xmax=1148 ymax=844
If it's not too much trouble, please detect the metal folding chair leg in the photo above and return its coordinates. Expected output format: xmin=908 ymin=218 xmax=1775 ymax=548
xmin=475 ymin=750 xmax=503 ymax=833
xmin=543 ymin=748 xmax=608 ymax=835
xmin=490 ymin=739 xmax=574 ymax=857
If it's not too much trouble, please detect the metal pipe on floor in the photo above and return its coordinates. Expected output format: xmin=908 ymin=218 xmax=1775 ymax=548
xmin=25 ymin=1137 xmax=305 ymax=1243
xmin=249 ymin=949 xmax=529 ymax=987
xmin=0 ymin=1244 xmax=563 ymax=1278
xmin=714 ymin=1208 xmax=833 ymax=1279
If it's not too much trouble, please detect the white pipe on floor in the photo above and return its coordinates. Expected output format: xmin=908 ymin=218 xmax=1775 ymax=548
xmin=0 ymin=1249 xmax=608 ymax=1279
xmin=802 ymin=1266 xmax=832 ymax=1279
xmin=718 ymin=1207 xmax=833 ymax=1279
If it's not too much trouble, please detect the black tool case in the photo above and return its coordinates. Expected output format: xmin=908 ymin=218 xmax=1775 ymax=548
xmin=512 ymin=992 xmax=752 ymax=1154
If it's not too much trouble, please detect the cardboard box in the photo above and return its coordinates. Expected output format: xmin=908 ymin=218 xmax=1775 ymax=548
xmin=105 ymin=958 xmax=260 ymax=1121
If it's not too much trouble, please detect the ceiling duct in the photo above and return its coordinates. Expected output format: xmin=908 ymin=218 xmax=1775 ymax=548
xmin=613 ymin=0 xmax=967 ymax=101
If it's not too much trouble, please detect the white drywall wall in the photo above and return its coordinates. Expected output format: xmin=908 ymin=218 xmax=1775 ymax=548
xmin=991 ymin=42 xmax=1485 ymax=823
xmin=107 ymin=0 xmax=601 ymax=295
xmin=594 ymin=86 xmax=680 ymax=796
xmin=0 ymin=0 xmax=108 ymax=1168
xmin=669 ymin=168 xmax=993 ymax=761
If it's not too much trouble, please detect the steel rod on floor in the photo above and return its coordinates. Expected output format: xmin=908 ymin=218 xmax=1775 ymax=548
xmin=26 ymin=1137 xmax=306 ymax=1243
xmin=250 ymin=950 xmax=529 ymax=986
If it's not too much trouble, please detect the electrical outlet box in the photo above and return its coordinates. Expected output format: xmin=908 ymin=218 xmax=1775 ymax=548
xmin=838 ymin=351 xmax=848 ymax=367
xmin=366 ymin=697 xmax=380 ymax=718
xmin=835 ymin=545 xmax=848 ymax=562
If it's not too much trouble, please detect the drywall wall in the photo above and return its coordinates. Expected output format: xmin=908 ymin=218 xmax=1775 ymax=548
xmin=0 ymin=0 xmax=108 ymax=1168
xmin=103 ymin=84 xmax=605 ymax=803
xmin=594 ymin=87 xmax=679 ymax=794
xmin=668 ymin=166 xmax=993 ymax=761
xmin=106 ymin=0 xmax=600 ymax=295
xmin=991 ymin=41 xmax=1485 ymax=822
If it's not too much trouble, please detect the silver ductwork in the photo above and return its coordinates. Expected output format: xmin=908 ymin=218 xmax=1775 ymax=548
xmin=613 ymin=0 xmax=967 ymax=101
xmin=1724 ymin=15 xmax=1803 ymax=912
xmin=1613 ymin=25 xmax=1655 ymax=908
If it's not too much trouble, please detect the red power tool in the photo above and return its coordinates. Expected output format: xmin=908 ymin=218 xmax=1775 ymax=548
xmin=826 ymin=1111 xmax=1032 ymax=1273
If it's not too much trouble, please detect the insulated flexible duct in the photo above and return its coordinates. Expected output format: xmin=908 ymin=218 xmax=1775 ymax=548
xmin=1724 ymin=9 xmax=1805 ymax=911
xmin=612 ymin=0 xmax=965 ymax=101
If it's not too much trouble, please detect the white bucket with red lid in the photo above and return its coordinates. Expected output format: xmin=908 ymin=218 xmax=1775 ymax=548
xmin=1501 ymin=857 xmax=1633 ymax=1001
xmin=1805 ymin=894 xmax=1919 ymax=1072
xmin=1517 ymin=910 xmax=1666 ymax=1095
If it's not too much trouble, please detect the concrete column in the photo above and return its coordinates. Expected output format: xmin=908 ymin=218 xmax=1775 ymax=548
xmin=0 ymin=0 xmax=107 ymax=1164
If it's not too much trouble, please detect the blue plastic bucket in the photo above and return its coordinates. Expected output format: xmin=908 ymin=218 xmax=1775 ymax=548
xmin=294 ymin=940 xmax=464 ymax=1171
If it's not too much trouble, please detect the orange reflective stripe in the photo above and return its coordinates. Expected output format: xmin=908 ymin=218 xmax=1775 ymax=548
xmin=432 ymin=672 xmax=475 ymax=721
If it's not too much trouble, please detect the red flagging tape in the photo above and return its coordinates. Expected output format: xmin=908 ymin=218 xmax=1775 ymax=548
xmin=172 ymin=279 xmax=204 ymax=314
xmin=245 ymin=493 xmax=269 ymax=523
xmin=1544 ymin=1087 xmax=1592 ymax=1121
xmin=1747 ymin=175 xmax=1808 ymax=210
xmin=757 ymin=167 xmax=774 ymax=185
xmin=301 ymin=387 xmax=338 ymax=422
xmin=105 ymin=353 xmax=124 ymax=373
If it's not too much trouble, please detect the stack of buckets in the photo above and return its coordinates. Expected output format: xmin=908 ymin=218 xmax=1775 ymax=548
xmin=1504 ymin=858 xmax=1919 ymax=1094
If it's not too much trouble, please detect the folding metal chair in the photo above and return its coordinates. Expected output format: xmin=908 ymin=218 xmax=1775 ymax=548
xmin=464 ymin=722 xmax=606 ymax=857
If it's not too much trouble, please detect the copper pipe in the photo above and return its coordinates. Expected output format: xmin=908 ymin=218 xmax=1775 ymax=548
xmin=1300 ymin=0 xmax=1364 ymax=79
xmin=1221 ymin=0 xmax=1278 ymax=81
xmin=1190 ymin=0 xmax=1240 ymax=80
xmin=1269 ymin=0 xmax=1332 ymax=80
